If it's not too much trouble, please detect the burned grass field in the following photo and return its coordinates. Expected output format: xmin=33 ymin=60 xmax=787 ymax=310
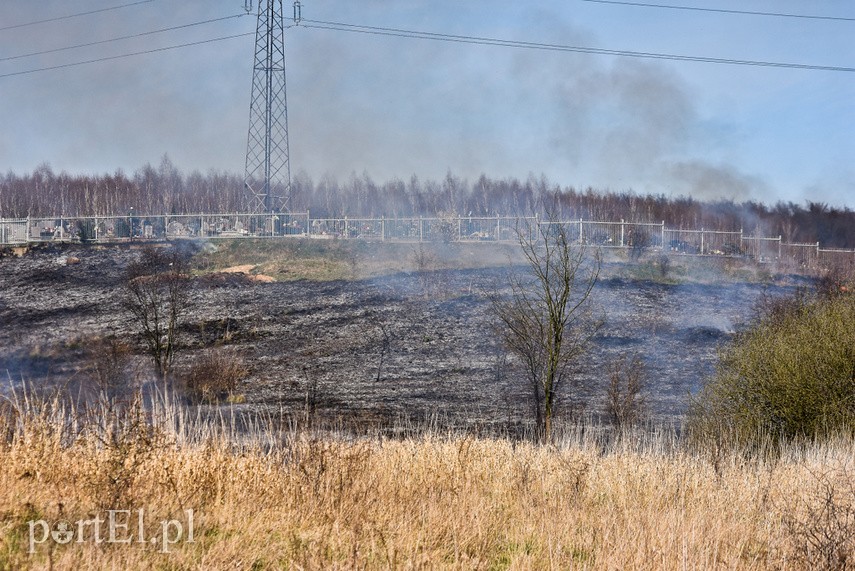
xmin=0 ymin=239 xmax=799 ymax=429
xmin=8 ymin=241 xmax=854 ymax=570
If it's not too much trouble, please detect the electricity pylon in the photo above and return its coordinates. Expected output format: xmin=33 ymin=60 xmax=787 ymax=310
xmin=244 ymin=0 xmax=300 ymax=214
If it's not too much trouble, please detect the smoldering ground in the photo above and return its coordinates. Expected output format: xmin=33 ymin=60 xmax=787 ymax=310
xmin=0 ymin=240 xmax=800 ymax=429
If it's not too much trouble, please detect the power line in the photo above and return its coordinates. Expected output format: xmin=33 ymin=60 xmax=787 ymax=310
xmin=0 ymin=32 xmax=254 ymax=79
xmin=0 ymin=1 xmax=157 ymax=32
xmin=0 ymin=13 xmax=249 ymax=63
xmin=1 ymin=13 xmax=851 ymax=80
xmin=578 ymin=0 xmax=855 ymax=22
xmin=301 ymin=18 xmax=855 ymax=73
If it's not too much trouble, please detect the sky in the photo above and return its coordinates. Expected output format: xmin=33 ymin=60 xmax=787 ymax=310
xmin=0 ymin=0 xmax=853 ymax=208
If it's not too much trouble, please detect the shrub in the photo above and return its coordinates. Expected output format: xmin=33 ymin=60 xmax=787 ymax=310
xmin=182 ymin=350 xmax=248 ymax=404
xmin=410 ymin=244 xmax=450 ymax=299
xmin=628 ymin=228 xmax=651 ymax=261
xmin=688 ymin=291 xmax=855 ymax=448
xmin=817 ymin=266 xmax=855 ymax=299
xmin=605 ymin=353 xmax=648 ymax=429
xmin=657 ymin=255 xmax=671 ymax=279
xmin=782 ymin=468 xmax=855 ymax=571
xmin=85 ymin=336 xmax=133 ymax=395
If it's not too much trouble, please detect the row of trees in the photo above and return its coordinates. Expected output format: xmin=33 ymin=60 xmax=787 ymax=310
xmin=3 ymin=157 xmax=854 ymax=247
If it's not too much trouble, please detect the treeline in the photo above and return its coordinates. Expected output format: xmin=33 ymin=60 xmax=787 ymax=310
xmin=2 ymin=157 xmax=854 ymax=248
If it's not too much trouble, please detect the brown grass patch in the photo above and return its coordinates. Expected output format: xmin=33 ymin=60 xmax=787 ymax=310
xmin=1 ymin=390 xmax=853 ymax=569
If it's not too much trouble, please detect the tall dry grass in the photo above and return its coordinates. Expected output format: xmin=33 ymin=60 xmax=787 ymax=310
xmin=1 ymin=386 xmax=853 ymax=570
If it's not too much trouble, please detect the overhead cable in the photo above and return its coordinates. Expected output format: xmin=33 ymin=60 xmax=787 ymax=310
xmin=0 ymin=1 xmax=157 ymax=32
xmin=301 ymin=18 xmax=855 ymax=73
xmin=0 ymin=32 xmax=254 ymax=79
xmin=578 ymin=0 xmax=855 ymax=22
xmin=0 ymin=13 xmax=248 ymax=63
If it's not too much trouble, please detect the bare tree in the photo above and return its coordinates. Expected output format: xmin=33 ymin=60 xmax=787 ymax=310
xmin=492 ymin=213 xmax=602 ymax=440
xmin=124 ymin=246 xmax=191 ymax=380
xmin=605 ymin=353 xmax=648 ymax=429
xmin=374 ymin=320 xmax=391 ymax=383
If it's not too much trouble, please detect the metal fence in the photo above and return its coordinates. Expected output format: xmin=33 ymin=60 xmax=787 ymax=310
xmin=2 ymin=212 xmax=854 ymax=270
xmin=2 ymin=213 xmax=309 ymax=245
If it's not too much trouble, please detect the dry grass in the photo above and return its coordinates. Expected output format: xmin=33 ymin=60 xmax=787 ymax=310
xmin=1 ymin=389 xmax=853 ymax=569
xmin=181 ymin=349 xmax=249 ymax=404
xmin=197 ymin=239 xmax=523 ymax=282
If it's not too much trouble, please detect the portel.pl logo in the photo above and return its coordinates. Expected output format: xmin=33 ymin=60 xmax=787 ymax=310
xmin=28 ymin=509 xmax=194 ymax=554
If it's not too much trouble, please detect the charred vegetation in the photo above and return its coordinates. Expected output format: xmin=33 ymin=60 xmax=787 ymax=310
xmin=0 ymin=239 xmax=799 ymax=434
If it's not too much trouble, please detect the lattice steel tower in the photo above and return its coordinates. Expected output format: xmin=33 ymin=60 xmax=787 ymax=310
xmin=244 ymin=0 xmax=300 ymax=213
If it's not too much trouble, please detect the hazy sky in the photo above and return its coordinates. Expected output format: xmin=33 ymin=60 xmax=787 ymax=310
xmin=1 ymin=1 xmax=853 ymax=207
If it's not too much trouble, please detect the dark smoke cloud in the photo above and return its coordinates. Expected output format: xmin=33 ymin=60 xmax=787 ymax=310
xmin=660 ymin=160 xmax=769 ymax=201
xmin=539 ymin=49 xmax=766 ymax=199
xmin=290 ymin=12 xmax=768 ymax=201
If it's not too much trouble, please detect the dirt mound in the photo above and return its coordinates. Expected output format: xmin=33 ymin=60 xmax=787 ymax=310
xmin=221 ymin=264 xmax=257 ymax=274
xmin=201 ymin=263 xmax=276 ymax=284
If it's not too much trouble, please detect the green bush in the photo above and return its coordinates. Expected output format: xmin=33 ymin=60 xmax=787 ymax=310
xmin=688 ymin=292 xmax=855 ymax=448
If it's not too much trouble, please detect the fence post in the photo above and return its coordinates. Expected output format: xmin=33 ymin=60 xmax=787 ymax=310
xmin=778 ymin=236 xmax=782 ymax=260
xmin=457 ymin=215 xmax=461 ymax=242
xmin=419 ymin=216 xmax=423 ymax=242
xmin=620 ymin=219 xmax=625 ymax=247
xmin=381 ymin=216 xmax=386 ymax=241
xmin=700 ymin=228 xmax=704 ymax=255
xmin=579 ymin=218 xmax=583 ymax=244
xmin=26 ymin=216 xmax=31 ymax=243
xmin=739 ymin=227 xmax=744 ymax=256
xmin=661 ymin=221 xmax=665 ymax=251
xmin=496 ymin=214 xmax=500 ymax=242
